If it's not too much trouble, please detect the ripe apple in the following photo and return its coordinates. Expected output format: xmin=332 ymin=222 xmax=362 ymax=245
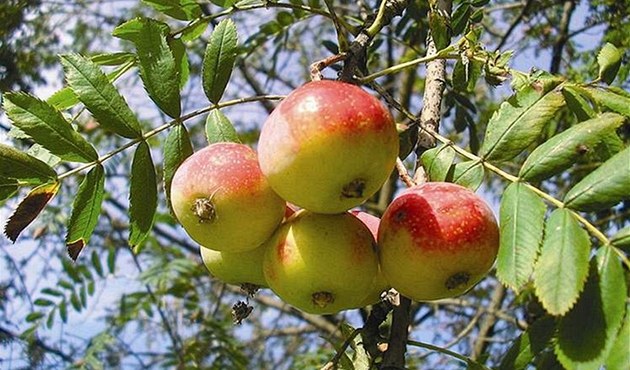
xmin=170 ymin=142 xmax=285 ymax=252
xmin=351 ymin=210 xmax=390 ymax=307
xmin=378 ymin=182 xmax=499 ymax=301
xmin=258 ymin=80 xmax=399 ymax=214
xmin=200 ymin=244 xmax=267 ymax=289
xmin=263 ymin=210 xmax=379 ymax=314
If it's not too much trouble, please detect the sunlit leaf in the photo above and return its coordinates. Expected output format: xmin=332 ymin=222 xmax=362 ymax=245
xmin=141 ymin=0 xmax=202 ymax=20
xmin=0 ymin=143 xmax=58 ymax=184
xmin=420 ymin=144 xmax=455 ymax=182
xmin=4 ymin=182 xmax=60 ymax=243
xmin=205 ymin=109 xmax=241 ymax=144
xmin=564 ymin=145 xmax=630 ymax=211
xmin=497 ymin=183 xmax=546 ymax=292
xmin=90 ymin=52 xmax=135 ymax=66
xmin=583 ymin=86 xmax=630 ymax=117
xmin=597 ymin=43 xmax=622 ymax=85
xmin=479 ymin=82 xmax=565 ymax=162
xmin=181 ymin=19 xmax=209 ymax=42
xmin=562 ymin=85 xmax=596 ymax=121
xmin=129 ymin=141 xmax=157 ymax=246
xmin=65 ymin=165 xmax=105 ymax=261
xmin=60 ymin=53 xmax=142 ymax=138
xmin=520 ymin=113 xmax=625 ymax=181
xmin=170 ymin=37 xmax=190 ymax=89
xmin=202 ymin=19 xmax=238 ymax=104
xmin=533 ymin=209 xmax=590 ymax=316
xmin=163 ymin=125 xmax=193 ymax=211
xmin=4 ymin=92 xmax=98 ymax=162
xmin=446 ymin=160 xmax=484 ymax=190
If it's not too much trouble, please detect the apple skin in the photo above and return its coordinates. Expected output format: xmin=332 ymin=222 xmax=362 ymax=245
xmin=351 ymin=211 xmax=390 ymax=307
xmin=263 ymin=210 xmax=379 ymax=314
xmin=378 ymin=182 xmax=500 ymax=301
xmin=258 ymin=80 xmax=399 ymax=214
xmin=200 ymin=244 xmax=267 ymax=288
xmin=170 ymin=143 xmax=285 ymax=252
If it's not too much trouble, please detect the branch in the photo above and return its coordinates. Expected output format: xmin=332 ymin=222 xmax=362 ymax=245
xmin=471 ymin=284 xmax=506 ymax=360
xmin=0 ymin=326 xmax=74 ymax=364
xmin=549 ymin=0 xmax=576 ymax=74
xmin=494 ymin=0 xmax=535 ymax=52
xmin=381 ymin=295 xmax=411 ymax=368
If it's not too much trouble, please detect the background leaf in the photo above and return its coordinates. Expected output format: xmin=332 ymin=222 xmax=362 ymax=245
xmin=479 ymin=82 xmax=565 ymax=162
xmin=597 ymin=43 xmax=622 ymax=85
xmin=65 ymin=165 xmax=105 ymax=261
xmin=498 ymin=316 xmax=556 ymax=370
xmin=0 ymin=178 xmax=18 ymax=203
xmin=4 ymin=182 xmax=60 ymax=243
xmin=133 ymin=19 xmax=181 ymax=118
xmin=129 ymin=141 xmax=157 ymax=247
xmin=4 ymin=92 xmax=98 ymax=163
xmin=163 ymin=125 xmax=193 ymax=211
xmin=420 ymin=144 xmax=455 ymax=182
xmin=141 ymin=0 xmax=202 ymax=21
xmin=497 ymin=183 xmax=546 ymax=292
xmin=564 ymin=145 xmax=630 ymax=211
xmin=519 ymin=113 xmax=625 ymax=181
xmin=533 ymin=209 xmax=590 ymax=316
xmin=61 ymin=53 xmax=142 ymax=139
xmin=202 ymin=19 xmax=238 ymax=104
xmin=610 ymin=226 xmax=630 ymax=249
xmin=0 ymin=143 xmax=57 ymax=184
xmin=205 ymin=109 xmax=241 ymax=144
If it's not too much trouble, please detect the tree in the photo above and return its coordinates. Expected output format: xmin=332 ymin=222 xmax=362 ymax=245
xmin=0 ymin=0 xmax=628 ymax=369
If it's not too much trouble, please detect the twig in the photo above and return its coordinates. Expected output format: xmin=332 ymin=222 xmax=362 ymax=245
xmin=395 ymin=158 xmax=416 ymax=187
xmin=320 ymin=328 xmax=361 ymax=370
xmin=381 ymin=295 xmax=411 ymax=368
xmin=494 ymin=0 xmax=535 ymax=52
xmin=310 ymin=53 xmax=347 ymax=81
xmin=471 ymin=284 xmax=506 ymax=360
xmin=549 ymin=0 xmax=576 ymax=74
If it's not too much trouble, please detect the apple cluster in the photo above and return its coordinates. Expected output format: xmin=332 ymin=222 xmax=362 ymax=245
xmin=170 ymin=80 xmax=499 ymax=315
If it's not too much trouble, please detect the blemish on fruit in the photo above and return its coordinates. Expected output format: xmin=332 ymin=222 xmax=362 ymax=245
xmin=445 ymin=272 xmax=471 ymax=290
xmin=394 ymin=209 xmax=407 ymax=223
xmin=341 ymin=178 xmax=366 ymax=198
xmin=312 ymin=291 xmax=335 ymax=308
xmin=192 ymin=197 xmax=216 ymax=223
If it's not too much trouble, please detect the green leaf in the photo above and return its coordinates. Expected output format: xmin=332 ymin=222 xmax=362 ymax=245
xmin=60 ymin=53 xmax=142 ymax=139
xmin=170 ymin=38 xmax=190 ymax=89
xmin=59 ymin=300 xmax=68 ymax=323
xmin=597 ymin=43 xmax=622 ymax=85
xmin=205 ymin=109 xmax=241 ymax=144
xmin=605 ymin=309 xmax=630 ymax=370
xmin=453 ymin=58 xmax=482 ymax=93
xmin=479 ymin=82 xmax=565 ymax=162
xmin=519 ymin=113 xmax=625 ymax=181
xmin=90 ymin=52 xmax=135 ymax=66
xmin=451 ymin=2 xmax=472 ymax=36
xmin=163 ymin=124 xmax=194 ymax=211
xmin=91 ymin=250 xmax=104 ymax=278
xmin=446 ymin=160 xmax=484 ymax=191
xmin=4 ymin=92 xmax=98 ymax=163
xmin=133 ymin=19 xmax=181 ymax=118
xmin=556 ymin=247 xmax=626 ymax=369
xmin=181 ymin=19 xmax=209 ymax=42
xmin=610 ymin=226 xmax=630 ymax=249
xmin=533 ymin=209 xmax=591 ymax=316
xmin=26 ymin=312 xmax=45 ymax=322
xmin=65 ymin=165 xmax=105 ymax=261
xmin=564 ymin=145 xmax=630 ymax=211
xmin=129 ymin=141 xmax=157 ymax=247
xmin=562 ymin=85 xmax=596 ymax=121
xmin=0 ymin=177 xmax=18 ymax=202
xmin=46 ymin=87 xmax=79 ymax=111
xmin=420 ymin=145 xmax=455 ymax=182
xmin=141 ymin=0 xmax=202 ymax=20
xmin=0 ymin=144 xmax=57 ymax=184
xmin=70 ymin=291 xmax=81 ymax=311
xmin=202 ymin=19 xmax=238 ymax=104
xmin=112 ymin=17 xmax=170 ymax=42
xmin=41 ymin=288 xmax=63 ymax=297
xmin=497 ymin=183 xmax=546 ymax=292
xmin=583 ymin=86 xmax=630 ymax=117
xmin=498 ymin=316 xmax=556 ymax=370
xmin=34 ymin=298 xmax=54 ymax=307
xmin=429 ymin=10 xmax=450 ymax=51
xmin=4 ymin=182 xmax=60 ymax=243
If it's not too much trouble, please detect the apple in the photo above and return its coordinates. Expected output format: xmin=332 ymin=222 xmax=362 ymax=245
xmin=170 ymin=143 xmax=285 ymax=252
xmin=258 ymin=80 xmax=399 ymax=214
xmin=378 ymin=182 xmax=499 ymax=301
xmin=351 ymin=210 xmax=390 ymax=307
xmin=200 ymin=244 xmax=267 ymax=290
xmin=263 ymin=210 xmax=379 ymax=314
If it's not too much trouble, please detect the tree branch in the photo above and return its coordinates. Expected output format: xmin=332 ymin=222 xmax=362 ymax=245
xmin=549 ymin=0 xmax=576 ymax=74
xmin=471 ymin=284 xmax=506 ymax=361
xmin=381 ymin=295 xmax=411 ymax=369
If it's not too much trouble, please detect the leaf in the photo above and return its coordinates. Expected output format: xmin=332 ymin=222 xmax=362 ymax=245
xmin=129 ymin=141 xmax=157 ymax=246
xmin=25 ymin=312 xmax=45 ymax=322
xmin=453 ymin=58 xmax=482 ymax=93
xmin=34 ymin=298 xmax=54 ymax=307
xmin=429 ymin=9 xmax=450 ymax=51
xmin=564 ymin=145 xmax=630 ymax=211
xmin=202 ymin=19 xmax=238 ymax=104
xmin=181 ymin=19 xmax=209 ymax=42
xmin=562 ymin=85 xmax=596 ymax=121
xmin=205 ymin=109 xmax=241 ymax=144
xmin=112 ymin=17 xmax=170 ymax=42
xmin=170 ymin=38 xmax=190 ymax=89
xmin=90 ymin=52 xmax=135 ymax=66
xmin=583 ymin=86 xmax=630 ymax=117
xmin=91 ymin=250 xmax=104 ymax=278
xmin=597 ymin=43 xmax=622 ymax=85
xmin=163 ymin=124 xmax=193 ymax=211
xmin=519 ymin=113 xmax=625 ymax=181
xmin=4 ymin=92 xmax=98 ymax=163
xmin=451 ymin=2 xmax=472 ymax=36
xmin=479 ymin=82 xmax=565 ymax=162
xmin=610 ymin=226 xmax=630 ymax=249
xmin=556 ymin=247 xmax=627 ymax=369
xmin=498 ymin=317 xmax=556 ymax=370
xmin=210 ymin=0 xmax=236 ymax=7
xmin=4 ymin=182 xmax=60 ymax=243
xmin=497 ymin=183 xmax=546 ymax=292
xmin=605 ymin=310 xmax=629 ymax=370
xmin=446 ymin=160 xmax=484 ymax=190
xmin=141 ymin=0 xmax=202 ymax=20
xmin=132 ymin=19 xmax=181 ymax=118
xmin=420 ymin=145 xmax=455 ymax=182
xmin=0 ymin=144 xmax=58 ymax=184
xmin=59 ymin=300 xmax=68 ymax=323
xmin=65 ymin=165 xmax=105 ymax=261
xmin=533 ymin=209 xmax=591 ymax=316
xmin=61 ymin=54 xmax=142 ymax=139
xmin=0 ymin=178 xmax=18 ymax=203
xmin=46 ymin=87 xmax=79 ymax=111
